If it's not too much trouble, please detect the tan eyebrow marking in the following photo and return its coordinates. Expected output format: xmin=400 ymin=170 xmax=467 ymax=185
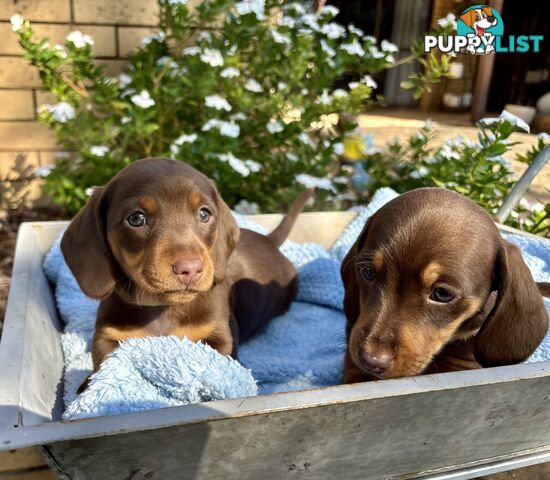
xmin=373 ymin=250 xmax=384 ymax=270
xmin=421 ymin=262 xmax=442 ymax=287
xmin=140 ymin=195 xmax=157 ymax=214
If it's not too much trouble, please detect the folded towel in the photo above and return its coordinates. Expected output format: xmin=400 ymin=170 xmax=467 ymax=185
xmin=43 ymin=188 xmax=550 ymax=419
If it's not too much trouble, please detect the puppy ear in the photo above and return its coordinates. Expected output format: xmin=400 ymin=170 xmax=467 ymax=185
xmin=60 ymin=187 xmax=117 ymax=299
xmin=212 ymin=192 xmax=240 ymax=282
xmin=474 ymin=240 xmax=549 ymax=367
xmin=341 ymin=217 xmax=371 ymax=337
xmin=460 ymin=10 xmax=474 ymax=27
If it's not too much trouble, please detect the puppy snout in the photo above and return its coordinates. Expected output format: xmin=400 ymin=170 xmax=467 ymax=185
xmin=487 ymin=15 xmax=496 ymax=23
xmin=359 ymin=349 xmax=393 ymax=376
xmin=172 ymin=258 xmax=204 ymax=286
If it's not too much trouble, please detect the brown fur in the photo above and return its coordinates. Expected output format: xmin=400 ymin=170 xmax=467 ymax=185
xmin=61 ymin=158 xmax=310 ymax=381
xmin=341 ymin=188 xmax=549 ymax=383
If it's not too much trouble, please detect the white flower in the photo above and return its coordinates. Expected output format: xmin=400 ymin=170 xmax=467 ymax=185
xmin=10 ymin=14 xmax=24 ymax=32
xmin=197 ymin=31 xmax=212 ymax=42
xmin=410 ymin=167 xmax=429 ymax=179
xmin=437 ymin=13 xmax=457 ymax=29
xmin=370 ymin=46 xmax=385 ymax=58
xmin=479 ymin=110 xmax=531 ymax=133
xmin=298 ymin=132 xmax=314 ymax=147
xmin=85 ymin=187 xmax=96 ymax=196
xmin=319 ymin=5 xmax=339 ymax=17
xmin=333 ymin=143 xmax=344 ymax=155
xmin=287 ymin=2 xmax=306 ymax=15
xmin=301 ymin=14 xmax=320 ymax=31
xmin=54 ymin=44 xmax=67 ymax=58
xmin=282 ymin=16 xmax=297 ymax=29
xmin=321 ymin=23 xmax=346 ymax=39
xmin=364 ymin=35 xmax=377 ymax=43
xmin=296 ymin=173 xmax=336 ymax=192
xmin=66 ymin=30 xmax=94 ymax=48
xmin=538 ymin=132 xmax=550 ymax=142
xmin=202 ymin=120 xmax=240 ymax=138
xmin=270 ymin=29 xmax=291 ymax=45
xmin=142 ymin=31 xmax=165 ymax=45
xmin=90 ymin=146 xmax=110 ymax=157
xmin=168 ymin=0 xmax=189 ymax=4
xmin=286 ymin=152 xmax=299 ymax=162
xmin=200 ymin=48 xmax=224 ymax=67
xmin=381 ymin=39 xmax=399 ymax=53
xmin=321 ymin=39 xmax=336 ymax=57
xmin=157 ymin=56 xmax=178 ymax=69
xmin=348 ymin=24 xmax=364 ymax=37
xmin=333 ymin=89 xmax=348 ymax=98
xmin=301 ymin=88 xmax=309 ymax=95
xmin=34 ymin=165 xmax=54 ymax=178
xmin=121 ymin=116 xmax=131 ymax=124
xmin=220 ymin=67 xmax=240 ymax=78
xmin=234 ymin=199 xmax=260 ymax=215
xmin=245 ymin=79 xmax=263 ymax=93
xmin=131 ymin=90 xmax=155 ymax=108
xmin=245 ymin=159 xmax=261 ymax=173
xmin=424 ymin=119 xmax=436 ymax=130
xmin=362 ymin=75 xmax=377 ymax=89
xmin=205 ymin=95 xmax=232 ymax=112
xmin=235 ymin=0 xmax=266 ymax=20
xmin=118 ymin=73 xmax=132 ymax=88
xmin=316 ymin=89 xmax=332 ymax=105
xmin=278 ymin=82 xmax=287 ymax=90
xmin=217 ymin=153 xmax=256 ymax=176
xmin=41 ymin=102 xmax=75 ymax=123
xmin=341 ymin=40 xmax=365 ymax=56
xmin=174 ymin=133 xmax=198 ymax=145
xmin=231 ymin=112 xmax=247 ymax=121
xmin=182 ymin=46 xmax=201 ymax=56
xmin=267 ymin=119 xmax=284 ymax=134
xmin=386 ymin=54 xmax=395 ymax=63
xmin=170 ymin=133 xmax=197 ymax=155
xmin=348 ymin=81 xmax=360 ymax=89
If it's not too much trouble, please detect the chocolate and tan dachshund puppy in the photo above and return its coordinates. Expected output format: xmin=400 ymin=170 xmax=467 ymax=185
xmin=342 ymin=188 xmax=549 ymax=383
xmin=62 ymin=158 xmax=309 ymax=376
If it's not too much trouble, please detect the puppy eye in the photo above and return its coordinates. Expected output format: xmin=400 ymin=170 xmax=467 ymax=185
xmin=198 ymin=207 xmax=211 ymax=223
xmin=127 ymin=211 xmax=146 ymax=227
xmin=359 ymin=265 xmax=375 ymax=281
xmin=430 ymin=287 xmax=455 ymax=303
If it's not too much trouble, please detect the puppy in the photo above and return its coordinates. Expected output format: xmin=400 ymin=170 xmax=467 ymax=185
xmin=61 ymin=158 xmax=309 ymax=375
xmin=460 ymin=6 xmax=498 ymax=36
xmin=341 ymin=188 xmax=549 ymax=383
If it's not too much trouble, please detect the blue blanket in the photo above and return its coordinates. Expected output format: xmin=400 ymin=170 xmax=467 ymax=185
xmin=43 ymin=188 xmax=550 ymax=420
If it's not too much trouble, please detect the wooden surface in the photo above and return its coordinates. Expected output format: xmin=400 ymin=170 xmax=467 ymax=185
xmin=0 ymin=448 xmax=53 ymax=480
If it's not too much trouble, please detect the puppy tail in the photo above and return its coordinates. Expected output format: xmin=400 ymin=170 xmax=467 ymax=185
xmin=268 ymin=189 xmax=314 ymax=247
xmin=538 ymin=282 xmax=550 ymax=298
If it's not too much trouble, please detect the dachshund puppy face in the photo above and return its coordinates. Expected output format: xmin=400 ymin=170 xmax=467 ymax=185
xmin=61 ymin=158 xmax=239 ymax=306
xmin=342 ymin=188 xmax=548 ymax=380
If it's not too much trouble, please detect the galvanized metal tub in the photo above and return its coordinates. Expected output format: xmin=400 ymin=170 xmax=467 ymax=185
xmin=1 ymin=214 xmax=549 ymax=480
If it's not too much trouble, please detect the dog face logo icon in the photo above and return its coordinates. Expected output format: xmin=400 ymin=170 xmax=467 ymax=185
xmin=457 ymin=5 xmax=504 ymax=53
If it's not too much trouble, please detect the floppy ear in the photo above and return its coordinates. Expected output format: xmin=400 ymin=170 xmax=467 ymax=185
xmin=474 ymin=240 xmax=549 ymax=367
xmin=60 ymin=187 xmax=117 ymax=299
xmin=460 ymin=10 xmax=475 ymax=27
xmin=212 ymin=191 xmax=240 ymax=282
xmin=341 ymin=217 xmax=371 ymax=339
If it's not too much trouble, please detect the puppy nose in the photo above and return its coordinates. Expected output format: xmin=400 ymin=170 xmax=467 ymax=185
xmin=360 ymin=350 xmax=393 ymax=376
xmin=172 ymin=258 xmax=203 ymax=286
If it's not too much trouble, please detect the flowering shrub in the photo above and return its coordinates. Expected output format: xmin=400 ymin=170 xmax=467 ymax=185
xmin=347 ymin=112 xmax=550 ymax=237
xmin=12 ymin=0 xmax=452 ymax=214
